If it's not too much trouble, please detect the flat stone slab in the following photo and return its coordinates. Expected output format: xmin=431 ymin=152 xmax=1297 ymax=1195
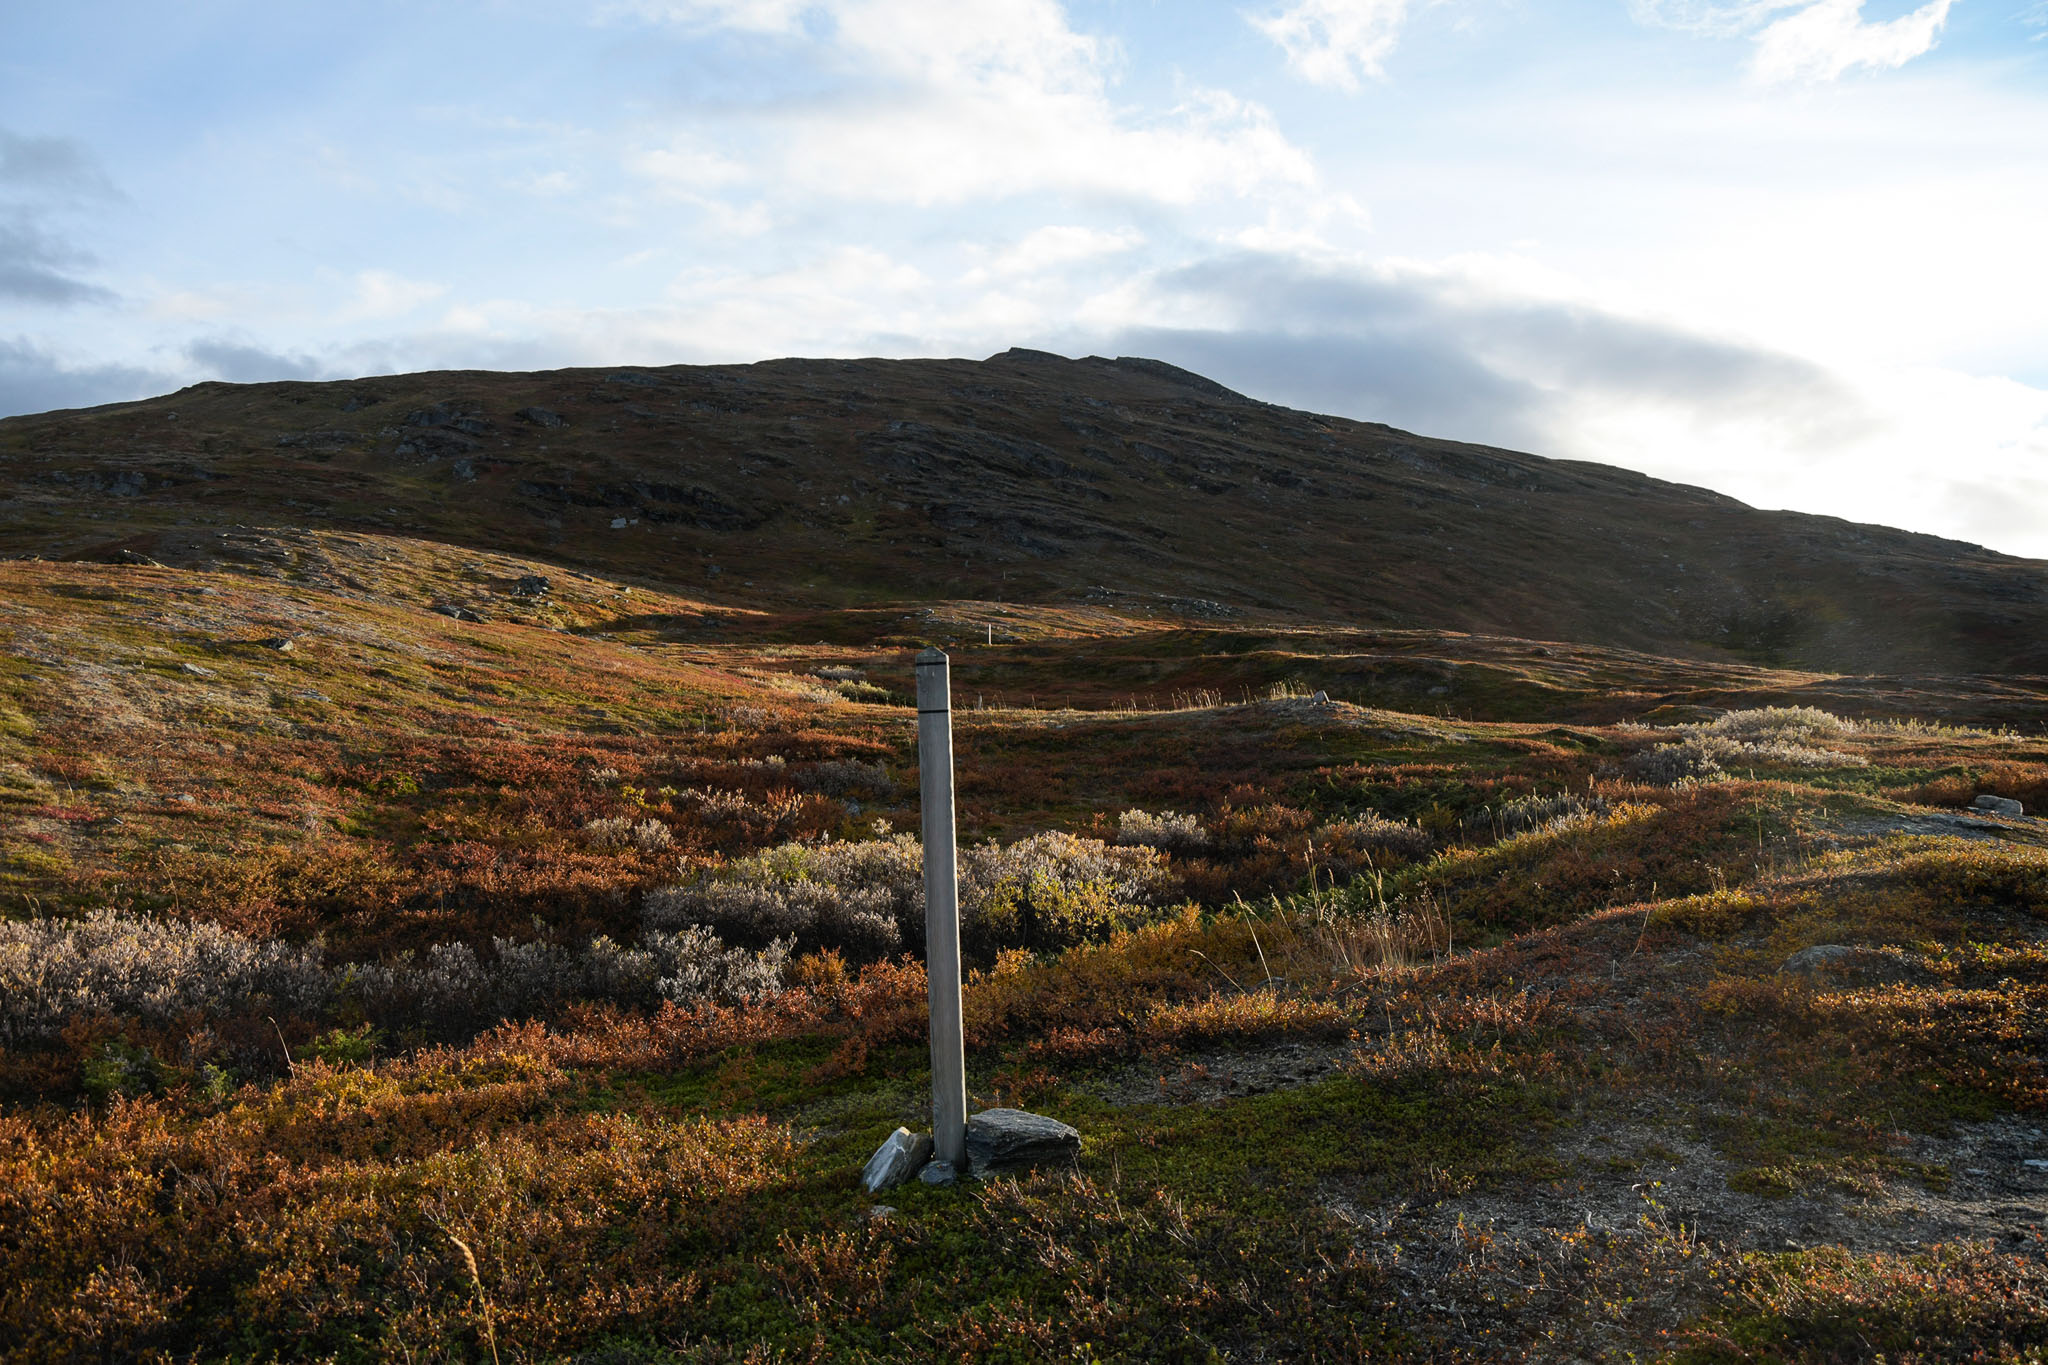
xmin=965 ymin=1108 xmax=1081 ymax=1174
xmin=862 ymin=1127 xmax=932 ymax=1193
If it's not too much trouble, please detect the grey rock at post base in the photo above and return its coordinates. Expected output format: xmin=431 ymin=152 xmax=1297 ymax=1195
xmin=964 ymin=1108 xmax=1081 ymax=1174
xmin=1972 ymin=794 xmax=2025 ymax=818
xmin=862 ymin=1127 xmax=933 ymax=1194
xmin=1780 ymin=944 xmax=1932 ymax=987
xmin=919 ymin=1159 xmax=958 ymax=1186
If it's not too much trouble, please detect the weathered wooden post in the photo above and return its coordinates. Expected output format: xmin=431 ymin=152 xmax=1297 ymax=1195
xmin=915 ymin=647 xmax=968 ymax=1170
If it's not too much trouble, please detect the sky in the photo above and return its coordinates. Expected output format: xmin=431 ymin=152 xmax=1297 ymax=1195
xmin=3 ymin=0 xmax=2046 ymax=556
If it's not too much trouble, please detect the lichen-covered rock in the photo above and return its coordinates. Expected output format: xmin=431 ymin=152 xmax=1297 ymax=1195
xmin=1972 ymin=794 xmax=2025 ymax=818
xmin=965 ymin=1108 xmax=1080 ymax=1174
xmin=861 ymin=1127 xmax=932 ymax=1193
xmin=918 ymin=1159 xmax=958 ymax=1186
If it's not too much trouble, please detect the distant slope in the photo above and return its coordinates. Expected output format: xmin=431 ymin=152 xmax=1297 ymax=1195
xmin=2 ymin=347 xmax=2043 ymax=676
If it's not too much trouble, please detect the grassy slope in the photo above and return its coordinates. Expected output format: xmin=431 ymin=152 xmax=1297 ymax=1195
xmin=1 ymin=531 xmax=2046 ymax=1360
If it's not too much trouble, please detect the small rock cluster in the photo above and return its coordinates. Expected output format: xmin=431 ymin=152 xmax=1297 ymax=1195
xmin=861 ymin=1108 xmax=1081 ymax=1193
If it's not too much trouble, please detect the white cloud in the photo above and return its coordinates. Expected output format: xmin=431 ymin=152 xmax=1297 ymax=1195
xmin=1751 ymin=0 xmax=1957 ymax=82
xmin=620 ymin=1 xmax=1316 ymax=207
xmin=1249 ymin=0 xmax=1411 ymax=89
xmin=980 ymin=225 xmax=1144 ymax=278
xmin=510 ymin=169 xmax=579 ymax=197
xmin=1631 ymin=0 xmax=1958 ymax=80
xmin=628 ymin=140 xmax=750 ymax=193
xmin=338 ymin=269 xmax=447 ymax=322
xmin=599 ymin=0 xmax=813 ymax=32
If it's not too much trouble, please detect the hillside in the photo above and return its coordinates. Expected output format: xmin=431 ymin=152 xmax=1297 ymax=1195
xmin=4 ymin=348 xmax=2045 ymax=677
xmin=2 ymin=357 xmax=2047 ymax=1361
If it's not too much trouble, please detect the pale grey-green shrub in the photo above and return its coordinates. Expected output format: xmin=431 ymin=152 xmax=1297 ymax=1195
xmin=1315 ymin=813 xmax=1435 ymax=873
xmin=1 ymin=910 xmax=788 ymax=1041
xmin=797 ymin=759 xmax=894 ymax=798
xmin=339 ymin=927 xmax=786 ymax=1025
xmin=0 ymin=910 xmax=327 ymax=1043
xmin=1116 ymin=808 xmax=1210 ymax=854
xmin=1700 ymin=706 xmax=1856 ymax=741
xmin=582 ymin=817 xmax=675 ymax=853
xmin=1467 ymin=792 xmax=1611 ymax=839
xmin=645 ymin=830 xmax=1177 ymax=960
xmin=1623 ymin=737 xmax=1733 ymax=786
xmin=1625 ymin=725 xmax=1866 ymax=786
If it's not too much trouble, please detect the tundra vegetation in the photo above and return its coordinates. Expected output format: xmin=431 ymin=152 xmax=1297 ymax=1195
xmin=1 ymin=540 xmax=2047 ymax=1362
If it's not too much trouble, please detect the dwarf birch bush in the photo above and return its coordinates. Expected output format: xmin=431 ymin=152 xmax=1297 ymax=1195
xmin=1 ymin=910 xmax=787 ymax=1041
xmin=1700 ymin=706 xmax=1856 ymax=741
xmin=342 ymin=927 xmax=787 ymax=1025
xmin=1314 ymin=812 xmax=1435 ymax=873
xmin=1625 ymin=725 xmax=1867 ymax=786
xmin=1623 ymin=737 xmax=1734 ymax=786
xmin=1466 ymin=792 xmax=1612 ymax=840
xmin=645 ymin=830 xmax=1178 ymax=962
xmin=0 ymin=909 xmax=328 ymax=1043
xmin=797 ymin=759 xmax=894 ymax=798
xmin=1117 ymin=808 xmax=1210 ymax=855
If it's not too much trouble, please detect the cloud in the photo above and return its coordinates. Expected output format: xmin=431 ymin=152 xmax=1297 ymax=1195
xmin=601 ymin=0 xmax=814 ymax=32
xmin=0 ymin=219 xmax=116 ymax=305
xmin=0 ymin=130 xmax=120 ymax=204
xmin=1751 ymin=0 xmax=1957 ymax=82
xmin=184 ymin=338 xmax=324 ymax=383
xmin=628 ymin=139 xmax=750 ymax=194
xmin=983 ymin=225 xmax=1144 ymax=277
xmin=620 ymin=1 xmax=1316 ymax=207
xmin=337 ymin=269 xmax=447 ymax=322
xmin=0 ymin=337 xmax=167 ymax=418
xmin=1079 ymin=250 xmax=1866 ymax=455
xmin=1248 ymin=0 xmax=1412 ymax=89
xmin=1037 ymin=248 xmax=2048 ymax=558
xmin=0 ymin=128 xmax=120 ymax=307
xmin=1631 ymin=0 xmax=1958 ymax=80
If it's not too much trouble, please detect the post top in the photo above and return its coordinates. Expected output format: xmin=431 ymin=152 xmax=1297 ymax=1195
xmin=915 ymin=647 xmax=949 ymax=666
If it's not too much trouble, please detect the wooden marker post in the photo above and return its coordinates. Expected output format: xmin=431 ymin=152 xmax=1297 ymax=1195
xmin=915 ymin=648 xmax=968 ymax=1169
